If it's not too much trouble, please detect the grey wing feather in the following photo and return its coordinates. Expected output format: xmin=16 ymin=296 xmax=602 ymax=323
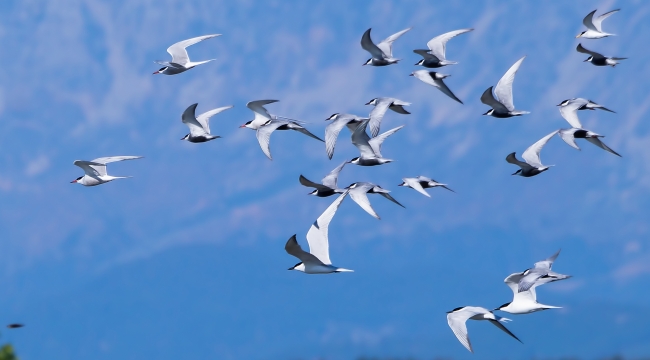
xmin=361 ymin=29 xmax=385 ymax=59
xmin=593 ymin=9 xmax=619 ymax=32
xmin=351 ymin=120 xmax=377 ymax=158
xmin=285 ymin=235 xmax=324 ymax=265
xmin=379 ymin=192 xmax=405 ymax=208
xmin=369 ymin=100 xmax=392 ymax=137
xmin=322 ymin=162 xmax=347 ymax=189
xmin=576 ymin=44 xmax=602 ymax=57
xmin=368 ymin=125 xmax=404 ymax=157
xmin=291 ymin=124 xmax=324 ymax=142
xmin=522 ymin=130 xmax=558 ymax=168
xmin=559 ymin=100 xmax=585 ymax=128
xmin=558 ymin=130 xmax=581 ymax=150
xmin=196 ymin=105 xmax=233 ymax=134
xmin=376 ymin=28 xmax=411 ymax=58
xmin=426 ymin=28 xmax=473 ymax=60
xmin=586 ymin=137 xmax=621 ymax=157
xmin=349 ymin=185 xmax=380 ymax=219
xmin=255 ymin=121 xmax=285 ymax=160
xmin=305 ymin=190 xmax=349 ymax=264
xmin=325 ymin=118 xmax=351 ymax=159
xmin=495 ymin=56 xmax=525 ymax=112
xmin=167 ymin=34 xmax=220 ymax=65
xmin=488 ymin=320 xmax=522 ymax=344
xmin=299 ymin=175 xmax=331 ymax=192
xmin=181 ymin=103 xmax=206 ymax=136
xmin=446 ymin=310 xmax=474 ymax=353
xmin=413 ymin=49 xmax=438 ymax=60
xmin=582 ymin=9 xmax=599 ymax=31
xmin=435 ymin=77 xmax=463 ymax=104
xmin=505 ymin=152 xmax=529 ymax=168
xmin=480 ymin=87 xmax=509 ymax=113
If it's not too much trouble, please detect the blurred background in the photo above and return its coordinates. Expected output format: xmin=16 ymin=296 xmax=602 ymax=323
xmin=0 ymin=0 xmax=649 ymax=359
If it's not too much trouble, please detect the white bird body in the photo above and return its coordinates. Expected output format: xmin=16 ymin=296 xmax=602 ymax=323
xmin=285 ymin=191 xmax=353 ymax=274
xmin=71 ymin=156 xmax=143 ymax=186
xmin=410 ymin=70 xmax=463 ymax=104
xmin=398 ymin=176 xmax=454 ymax=197
xmin=413 ymin=28 xmax=473 ymax=68
xmin=506 ymin=130 xmax=558 ymax=177
xmin=361 ymin=28 xmax=411 ymax=66
xmin=153 ymin=34 xmax=220 ymax=75
xmin=495 ymin=272 xmax=562 ymax=315
xmin=349 ymin=119 xmax=403 ymax=166
xmin=181 ymin=103 xmax=232 ymax=143
xmin=446 ymin=306 xmax=521 ymax=353
xmin=481 ymin=56 xmax=529 ymax=117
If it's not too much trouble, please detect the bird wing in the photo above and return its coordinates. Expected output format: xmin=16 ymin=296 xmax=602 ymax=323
xmin=378 ymin=192 xmax=405 ymax=208
xmin=196 ymin=105 xmax=233 ymax=134
xmin=559 ymin=99 xmax=586 ymax=128
xmin=586 ymin=137 xmax=621 ymax=157
xmin=247 ymin=99 xmax=278 ymax=126
xmin=288 ymin=122 xmax=323 ymax=142
xmin=89 ymin=156 xmax=142 ymax=176
xmin=73 ymin=160 xmax=104 ymax=177
xmin=368 ymin=125 xmax=403 ymax=158
xmin=322 ymin=161 xmax=347 ymax=189
xmin=488 ymin=320 xmax=522 ymax=344
xmin=522 ymin=130 xmax=559 ymax=168
xmin=404 ymin=178 xmax=430 ymax=197
xmin=285 ymin=235 xmax=325 ymax=265
xmin=368 ymin=99 xmax=392 ymax=137
xmin=389 ymin=99 xmax=411 ymax=114
xmin=558 ymin=129 xmax=581 ymax=150
xmin=576 ymin=43 xmax=603 ymax=58
xmin=505 ymin=152 xmax=530 ymax=169
xmin=433 ymin=75 xmax=463 ymax=104
xmin=305 ymin=190 xmax=349 ymax=265
xmin=167 ymin=34 xmax=220 ymax=65
xmin=592 ymin=9 xmax=619 ymax=32
xmin=582 ymin=9 xmax=599 ymax=31
xmin=480 ymin=86 xmax=510 ymax=113
xmin=495 ymin=56 xmax=526 ymax=112
xmin=360 ymin=28 xmax=386 ymax=59
xmin=299 ymin=175 xmax=332 ymax=192
xmin=255 ymin=120 xmax=286 ymax=160
xmin=446 ymin=309 xmax=477 ymax=353
xmin=413 ymin=49 xmax=437 ymax=60
xmin=325 ymin=117 xmax=354 ymax=160
xmin=181 ymin=103 xmax=207 ymax=137
xmin=349 ymin=184 xmax=380 ymax=219
xmin=376 ymin=28 xmax=411 ymax=58
xmin=534 ymin=249 xmax=561 ymax=270
xmin=504 ymin=272 xmax=538 ymax=301
xmin=426 ymin=28 xmax=473 ymax=60
xmin=351 ymin=120 xmax=377 ymax=159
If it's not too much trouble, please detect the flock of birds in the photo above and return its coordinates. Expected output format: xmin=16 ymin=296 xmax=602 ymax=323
xmin=65 ymin=8 xmax=624 ymax=354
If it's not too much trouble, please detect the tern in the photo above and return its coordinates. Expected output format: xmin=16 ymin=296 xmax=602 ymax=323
xmin=349 ymin=119 xmax=403 ymax=166
xmin=71 ymin=156 xmax=143 ymax=186
xmin=299 ymin=161 xmax=349 ymax=197
xmin=241 ymin=99 xmax=279 ymax=129
xmin=153 ymin=34 xmax=220 ymax=75
xmin=246 ymin=119 xmax=323 ymax=160
xmin=365 ymin=97 xmax=411 ymax=137
xmin=577 ymin=9 xmax=619 ymax=39
xmin=285 ymin=191 xmax=353 ymax=274
xmin=557 ymin=98 xmax=615 ymax=129
xmin=446 ymin=306 xmax=522 ymax=353
xmin=180 ymin=103 xmax=232 ymax=143
xmin=346 ymin=182 xmax=404 ymax=219
xmin=324 ymin=113 xmax=367 ymax=159
xmin=361 ymin=28 xmax=411 ymax=66
xmin=494 ymin=272 xmax=562 ymax=314
xmin=481 ymin=56 xmax=529 ymax=117
xmin=514 ymin=249 xmax=571 ymax=293
xmin=398 ymin=176 xmax=454 ymax=197
xmin=410 ymin=70 xmax=463 ymax=104
xmin=577 ymin=44 xmax=626 ymax=67
xmin=558 ymin=128 xmax=621 ymax=157
xmin=506 ymin=130 xmax=558 ymax=177
xmin=413 ymin=28 xmax=473 ymax=68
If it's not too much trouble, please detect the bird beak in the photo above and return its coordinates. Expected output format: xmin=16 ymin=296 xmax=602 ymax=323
xmin=239 ymin=124 xmax=246 ymax=128
xmin=364 ymin=101 xmax=371 ymax=105
xmin=70 ymin=179 xmax=77 ymax=183
xmin=556 ymin=103 xmax=562 ymax=106
xmin=583 ymin=59 xmax=588 ymax=62
xmin=575 ymin=34 xmax=581 ymax=38
xmin=511 ymin=171 xmax=518 ymax=176
xmin=287 ymin=267 xmax=293 ymax=270
xmin=152 ymin=70 xmax=159 ymax=75
xmin=408 ymin=73 xmax=414 ymax=76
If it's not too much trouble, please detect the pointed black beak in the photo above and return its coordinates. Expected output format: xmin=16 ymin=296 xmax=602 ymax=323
xmin=408 ymin=73 xmax=414 ymax=76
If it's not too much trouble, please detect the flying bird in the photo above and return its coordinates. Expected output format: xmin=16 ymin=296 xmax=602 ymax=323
xmin=242 ymin=100 xmax=279 ymax=129
xmin=577 ymin=9 xmax=620 ymax=39
xmin=506 ymin=130 xmax=558 ymax=177
xmin=557 ymin=98 xmax=615 ymax=129
xmin=494 ymin=272 xmax=563 ymax=314
xmin=398 ymin=176 xmax=454 ymax=197
xmin=349 ymin=119 xmax=403 ymax=166
xmin=410 ymin=70 xmax=463 ymax=104
xmin=346 ymin=182 xmax=404 ymax=219
xmin=481 ymin=56 xmax=529 ymax=117
xmin=365 ymin=97 xmax=411 ymax=137
xmin=446 ymin=306 xmax=522 ymax=353
xmin=245 ymin=119 xmax=323 ymax=160
xmin=153 ymin=34 xmax=220 ymax=75
xmin=514 ymin=250 xmax=571 ymax=293
xmin=299 ymin=161 xmax=349 ymax=197
xmin=557 ymin=128 xmax=621 ymax=157
xmin=577 ymin=44 xmax=626 ymax=67
xmin=285 ymin=191 xmax=353 ymax=274
xmin=361 ymin=28 xmax=411 ymax=66
xmin=324 ymin=113 xmax=366 ymax=159
xmin=71 ymin=156 xmax=143 ymax=186
xmin=180 ymin=103 xmax=232 ymax=143
xmin=413 ymin=28 xmax=473 ymax=68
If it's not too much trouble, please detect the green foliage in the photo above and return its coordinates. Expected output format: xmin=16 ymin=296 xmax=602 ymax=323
xmin=0 ymin=344 xmax=17 ymax=360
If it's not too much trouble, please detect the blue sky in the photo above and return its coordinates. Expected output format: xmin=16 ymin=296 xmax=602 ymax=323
xmin=1 ymin=0 xmax=650 ymax=358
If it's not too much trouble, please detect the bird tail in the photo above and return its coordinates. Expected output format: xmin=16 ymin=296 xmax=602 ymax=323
xmin=335 ymin=268 xmax=354 ymax=273
xmin=439 ymin=60 xmax=458 ymax=66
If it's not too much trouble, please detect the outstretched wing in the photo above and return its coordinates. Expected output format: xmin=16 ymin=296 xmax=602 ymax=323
xmin=480 ymin=86 xmax=509 ymax=113
xmin=181 ymin=103 xmax=206 ymax=137
xmin=305 ymin=190 xmax=349 ymax=264
xmin=247 ymin=99 xmax=278 ymax=126
xmin=349 ymin=184 xmax=380 ymax=219
xmin=196 ymin=105 xmax=233 ymax=134
xmin=495 ymin=56 xmax=526 ymax=112
xmin=167 ymin=34 xmax=220 ymax=65
xmin=368 ymin=99 xmax=392 ymax=137
xmin=368 ymin=125 xmax=403 ymax=158
xmin=322 ymin=161 xmax=347 ymax=189
xmin=89 ymin=156 xmax=142 ymax=176
xmin=360 ymin=28 xmax=385 ymax=59
xmin=586 ymin=137 xmax=621 ymax=157
xmin=299 ymin=175 xmax=331 ymax=192
xmin=522 ymin=130 xmax=559 ymax=168
xmin=426 ymin=28 xmax=473 ymax=61
xmin=576 ymin=43 xmax=603 ymax=58
xmin=255 ymin=120 xmax=286 ymax=160
xmin=73 ymin=160 xmax=104 ymax=177
xmin=285 ymin=235 xmax=324 ymax=265
xmin=558 ymin=130 xmax=581 ymax=150
xmin=404 ymin=178 xmax=430 ymax=197
xmin=376 ymin=28 xmax=411 ymax=58
xmin=559 ymin=99 xmax=585 ymax=128
xmin=413 ymin=49 xmax=437 ymax=60
xmin=592 ymin=9 xmax=619 ymax=32
xmin=351 ymin=120 xmax=377 ymax=159
xmin=446 ymin=310 xmax=476 ymax=353
xmin=488 ymin=320 xmax=522 ymax=344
